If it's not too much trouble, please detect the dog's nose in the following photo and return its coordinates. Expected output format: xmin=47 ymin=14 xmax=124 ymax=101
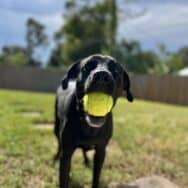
xmin=93 ymin=71 xmax=111 ymax=83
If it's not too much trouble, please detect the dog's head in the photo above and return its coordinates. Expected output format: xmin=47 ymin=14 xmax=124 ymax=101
xmin=62 ymin=54 xmax=133 ymax=128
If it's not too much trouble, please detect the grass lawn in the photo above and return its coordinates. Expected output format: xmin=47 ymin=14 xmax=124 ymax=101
xmin=0 ymin=89 xmax=187 ymax=188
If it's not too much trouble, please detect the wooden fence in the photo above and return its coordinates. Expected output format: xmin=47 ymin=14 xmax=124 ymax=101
xmin=130 ymin=75 xmax=188 ymax=105
xmin=0 ymin=64 xmax=64 ymax=92
xmin=0 ymin=65 xmax=188 ymax=105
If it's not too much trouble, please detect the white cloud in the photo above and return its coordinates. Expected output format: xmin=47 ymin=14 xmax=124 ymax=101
xmin=1 ymin=0 xmax=188 ymax=60
xmin=0 ymin=0 xmax=63 ymax=14
xmin=0 ymin=9 xmax=62 ymax=47
xmin=118 ymin=2 xmax=188 ymax=51
xmin=39 ymin=13 xmax=63 ymax=36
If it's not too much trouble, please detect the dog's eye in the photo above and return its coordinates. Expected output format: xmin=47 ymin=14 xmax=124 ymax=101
xmin=83 ymin=60 xmax=98 ymax=72
xmin=108 ymin=61 xmax=119 ymax=78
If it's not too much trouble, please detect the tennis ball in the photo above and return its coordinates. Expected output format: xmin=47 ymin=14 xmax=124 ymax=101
xmin=83 ymin=92 xmax=113 ymax=116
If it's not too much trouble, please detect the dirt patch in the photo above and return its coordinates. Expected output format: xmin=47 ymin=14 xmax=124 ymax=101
xmin=108 ymin=176 xmax=180 ymax=188
xmin=21 ymin=111 xmax=41 ymax=117
xmin=34 ymin=123 xmax=53 ymax=129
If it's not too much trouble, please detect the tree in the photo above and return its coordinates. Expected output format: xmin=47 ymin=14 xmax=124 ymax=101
xmin=48 ymin=44 xmax=64 ymax=67
xmin=177 ymin=46 xmax=188 ymax=67
xmin=153 ymin=44 xmax=185 ymax=74
xmin=0 ymin=46 xmax=30 ymax=65
xmin=48 ymin=0 xmax=118 ymax=66
xmin=151 ymin=44 xmax=171 ymax=74
xmin=168 ymin=53 xmax=184 ymax=73
xmin=113 ymin=39 xmax=158 ymax=74
xmin=25 ymin=18 xmax=48 ymax=65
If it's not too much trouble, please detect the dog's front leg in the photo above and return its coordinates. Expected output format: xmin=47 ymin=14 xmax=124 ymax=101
xmin=92 ymin=147 xmax=106 ymax=188
xmin=59 ymin=148 xmax=74 ymax=188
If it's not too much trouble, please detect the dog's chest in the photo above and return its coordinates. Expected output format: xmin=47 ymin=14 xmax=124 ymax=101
xmin=76 ymin=134 xmax=103 ymax=147
xmin=62 ymin=120 xmax=109 ymax=148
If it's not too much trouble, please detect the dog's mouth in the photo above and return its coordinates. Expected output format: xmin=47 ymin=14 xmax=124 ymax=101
xmin=82 ymin=91 xmax=113 ymax=128
xmin=85 ymin=114 xmax=106 ymax=128
xmin=85 ymin=82 xmax=114 ymax=96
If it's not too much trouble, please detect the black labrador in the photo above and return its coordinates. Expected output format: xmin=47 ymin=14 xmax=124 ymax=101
xmin=54 ymin=54 xmax=133 ymax=188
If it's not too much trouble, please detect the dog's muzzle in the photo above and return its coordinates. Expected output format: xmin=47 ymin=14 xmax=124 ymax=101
xmin=82 ymin=71 xmax=114 ymax=128
xmin=85 ymin=71 xmax=115 ymax=95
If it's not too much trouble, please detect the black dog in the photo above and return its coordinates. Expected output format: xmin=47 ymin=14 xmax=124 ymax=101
xmin=54 ymin=54 xmax=133 ymax=188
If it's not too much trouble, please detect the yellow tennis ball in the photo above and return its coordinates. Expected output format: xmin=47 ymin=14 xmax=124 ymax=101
xmin=83 ymin=92 xmax=113 ymax=116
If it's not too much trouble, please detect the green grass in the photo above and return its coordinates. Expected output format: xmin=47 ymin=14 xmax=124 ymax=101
xmin=0 ymin=89 xmax=187 ymax=188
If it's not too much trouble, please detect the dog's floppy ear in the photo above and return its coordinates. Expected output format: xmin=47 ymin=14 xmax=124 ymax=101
xmin=62 ymin=61 xmax=80 ymax=89
xmin=123 ymin=71 xmax=133 ymax=102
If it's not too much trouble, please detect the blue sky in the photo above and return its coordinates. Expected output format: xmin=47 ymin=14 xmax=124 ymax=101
xmin=0 ymin=0 xmax=188 ymax=62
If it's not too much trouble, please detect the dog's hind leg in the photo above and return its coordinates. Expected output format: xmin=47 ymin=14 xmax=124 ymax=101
xmin=54 ymin=141 xmax=61 ymax=162
xmin=82 ymin=148 xmax=90 ymax=168
xmin=54 ymin=98 xmax=60 ymax=139
xmin=54 ymin=98 xmax=61 ymax=161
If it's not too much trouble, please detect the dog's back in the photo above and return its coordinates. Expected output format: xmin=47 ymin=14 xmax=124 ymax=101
xmin=56 ymin=81 xmax=76 ymax=120
xmin=54 ymin=80 xmax=77 ymax=160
